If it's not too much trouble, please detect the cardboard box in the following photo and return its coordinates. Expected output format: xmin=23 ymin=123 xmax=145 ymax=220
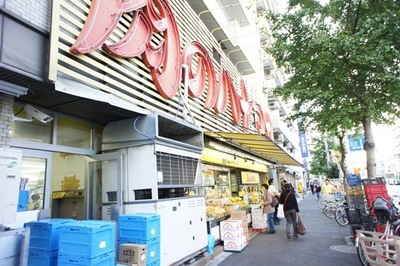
xmin=119 ymin=244 xmax=146 ymax=266
xmin=223 ymin=235 xmax=247 ymax=251
xmin=220 ymin=220 xmax=243 ymax=231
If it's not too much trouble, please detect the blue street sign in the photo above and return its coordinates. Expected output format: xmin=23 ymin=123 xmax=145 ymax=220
xmin=348 ymin=135 xmax=365 ymax=152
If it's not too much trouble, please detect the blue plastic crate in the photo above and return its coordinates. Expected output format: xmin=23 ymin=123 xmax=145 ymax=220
xmin=58 ymin=251 xmax=115 ymax=266
xmin=59 ymin=220 xmax=116 ymax=259
xmin=148 ymin=259 xmax=161 ymax=266
xmin=346 ymin=174 xmax=362 ymax=185
xmin=26 ymin=219 xmax=75 ymax=251
xmin=28 ymin=248 xmax=58 ymax=266
xmin=118 ymin=236 xmax=160 ymax=265
xmin=118 ymin=213 xmax=160 ymax=241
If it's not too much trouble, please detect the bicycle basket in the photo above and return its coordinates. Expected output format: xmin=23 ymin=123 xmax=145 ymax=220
xmin=333 ymin=192 xmax=345 ymax=201
xmin=357 ymin=230 xmax=400 ymax=266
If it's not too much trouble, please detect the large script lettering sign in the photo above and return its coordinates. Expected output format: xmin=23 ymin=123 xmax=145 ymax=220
xmin=70 ymin=0 xmax=272 ymax=137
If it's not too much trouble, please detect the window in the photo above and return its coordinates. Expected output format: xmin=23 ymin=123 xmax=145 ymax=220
xmin=12 ymin=104 xmax=52 ymax=143
xmin=20 ymin=157 xmax=47 ymax=210
xmin=57 ymin=116 xmax=92 ymax=149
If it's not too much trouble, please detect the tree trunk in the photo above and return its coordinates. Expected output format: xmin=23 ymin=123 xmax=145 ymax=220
xmin=337 ymin=134 xmax=348 ymax=178
xmin=362 ymin=118 xmax=376 ymax=179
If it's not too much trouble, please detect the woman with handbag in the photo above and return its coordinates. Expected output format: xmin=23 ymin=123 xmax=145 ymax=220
xmin=279 ymin=183 xmax=300 ymax=239
xmin=267 ymin=178 xmax=281 ymax=225
xmin=261 ymin=183 xmax=276 ymax=234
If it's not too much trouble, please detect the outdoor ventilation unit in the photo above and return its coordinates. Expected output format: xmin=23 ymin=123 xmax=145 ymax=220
xmin=102 ymin=113 xmax=204 ymax=151
xmin=156 ymin=152 xmax=200 ymax=186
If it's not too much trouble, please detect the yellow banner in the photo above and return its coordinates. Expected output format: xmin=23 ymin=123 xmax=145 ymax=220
xmin=201 ymin=147 xmax=267 ymax=172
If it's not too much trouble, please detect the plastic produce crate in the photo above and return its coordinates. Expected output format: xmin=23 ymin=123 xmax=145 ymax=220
xmin=346 ymin=174 xmax=362 ymax=185
xmin=59 ymin=220 xmax=116 ymax=259
xmin=28 ymin=249 xmax=58 ymax=266
xmin=118 ymin=213 xmax=160 ymax=241
xmin=58 ymin=250 xmax=115 ymax=266
xmin=26 ymin=219 xmax=75 ymax=251
xmin=363 ymin=183 xmax=390 ymax=207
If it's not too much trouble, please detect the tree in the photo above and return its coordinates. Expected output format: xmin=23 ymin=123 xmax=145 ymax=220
xmin=266 ymin=0 xmax=400 ymax=179
xmin=309 ymin=137 xmax=339 ymax=179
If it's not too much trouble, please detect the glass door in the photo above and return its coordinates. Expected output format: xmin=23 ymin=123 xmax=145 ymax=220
xmin=19 ymin=149 xmax=52 ymax=211
xmin=87 ymin=152 xmax=123 ymax=220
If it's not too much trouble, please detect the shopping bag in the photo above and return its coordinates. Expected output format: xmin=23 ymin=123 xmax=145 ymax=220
xmin=297 ymin=213 xmax=306 ymax=235
xmin=277 ymin=204 xmax=285 ymax=219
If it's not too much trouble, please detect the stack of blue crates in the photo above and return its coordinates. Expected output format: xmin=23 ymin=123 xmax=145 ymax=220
xmin=58 ymin=220 xmax=116 ymax=266
xmin=25 ymin=218 xmax=75 ymax=266
xmin=118 ymin=213 xmax=160 ymax=266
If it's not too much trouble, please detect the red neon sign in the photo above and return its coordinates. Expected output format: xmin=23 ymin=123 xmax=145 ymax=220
xmin=70 ymin=0 xmax=272 ymax=138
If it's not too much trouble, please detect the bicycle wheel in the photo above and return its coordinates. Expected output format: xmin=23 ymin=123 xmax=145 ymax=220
xmin=334 ymin=206 xmax=348 ymax=226
xmin=356 ymin=232 xmax=373 ymax=266
xmin=356 ymin=244 xmax=371 ymax=266
xmin=323 ymin=202 xmax=336 ymax=219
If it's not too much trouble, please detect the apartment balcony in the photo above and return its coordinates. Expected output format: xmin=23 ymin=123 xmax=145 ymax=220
xmin=270 ymin=108 xmax=299 ymax=157
xmin=187 ymin=0 xmax=261 ymax=75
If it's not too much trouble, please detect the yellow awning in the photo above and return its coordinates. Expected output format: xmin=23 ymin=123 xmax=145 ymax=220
xmin=205 ymin=132 xmax=303 ymax=167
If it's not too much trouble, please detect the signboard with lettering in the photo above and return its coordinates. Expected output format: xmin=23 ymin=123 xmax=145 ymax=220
xmin=299 ymin=132 xmax=309 ymax=158
xmin=49 ymin=0 xmax=274 ymax=138
xmin=348 ymin=135 xmax=365 ymax=152
xmin=241 ymin=172 xmax=260 ymax=184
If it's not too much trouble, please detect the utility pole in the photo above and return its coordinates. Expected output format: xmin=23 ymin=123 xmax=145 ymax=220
xmin=324 ymin=138 xmax=330 ymax=169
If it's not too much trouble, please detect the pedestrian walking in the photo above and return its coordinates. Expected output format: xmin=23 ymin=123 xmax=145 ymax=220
xmin=315 ymin=183 xmax=321 ymax=199
xmin=279 ymin=183 xmax=299 ymax=239
xmin=310 ymin=182 xmax=315 ymax=195
xmin=261 ymin=183 xmax=276 ymax=234
xmin=267 ymin=178 xmax=280 ymax=225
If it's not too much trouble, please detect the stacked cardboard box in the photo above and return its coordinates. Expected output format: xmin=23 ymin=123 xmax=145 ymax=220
xmin=118 ymin=243 xmax=146 ymax=266
xmin=220 ymin=219 xmax=247 ymax=252
xmin=230 ymin=210 xmax=249 ymax=240
xmin=251 ymin=208 xmax=267 ymax=230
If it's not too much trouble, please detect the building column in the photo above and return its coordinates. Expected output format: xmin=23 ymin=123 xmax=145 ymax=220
xmin=0 ymin=94 xmax=14 ymax=148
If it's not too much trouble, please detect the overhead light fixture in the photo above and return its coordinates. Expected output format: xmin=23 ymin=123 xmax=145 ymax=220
xmin=0 ymin=80 xmax=28 ymax=97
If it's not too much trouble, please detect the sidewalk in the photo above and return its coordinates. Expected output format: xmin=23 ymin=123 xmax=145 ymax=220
xmin=191 ymin=192 xmax=308 ymax=266
xmin=196 ymin=191 xmax=358 ymax=266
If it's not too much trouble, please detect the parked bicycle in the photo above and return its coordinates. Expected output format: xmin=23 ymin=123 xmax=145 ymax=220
xmin=321 ymin=192 xmax=346 ymax=219
xmin=334 ymin=201 xmax=349 ymax=226
xmin=355 ymin=196 xmax=400 ymax=266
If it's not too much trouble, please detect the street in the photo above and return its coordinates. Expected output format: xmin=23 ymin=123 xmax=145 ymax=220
xmin=209 ymin=192 xmax=360 ymax=266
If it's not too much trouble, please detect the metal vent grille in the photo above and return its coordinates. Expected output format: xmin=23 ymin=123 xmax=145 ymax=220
xmin=156 ymin=152 xmax=199 ymax=186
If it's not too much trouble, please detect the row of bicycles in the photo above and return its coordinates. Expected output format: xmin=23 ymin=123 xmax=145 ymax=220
xmin=318 ymin=192 xmax=349 ymax=226
xmin=318 ymin=192 xmax=400 ymax=265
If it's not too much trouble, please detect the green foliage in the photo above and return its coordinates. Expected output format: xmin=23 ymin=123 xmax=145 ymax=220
xmin=266 ymin=0 xmax=400 ymax=131
xmin=309 ymin=137 xmax=339 ymax=178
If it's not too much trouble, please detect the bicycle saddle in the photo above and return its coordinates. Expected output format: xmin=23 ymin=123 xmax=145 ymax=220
xmin=373 ymin=196 xmax=392 ymax=222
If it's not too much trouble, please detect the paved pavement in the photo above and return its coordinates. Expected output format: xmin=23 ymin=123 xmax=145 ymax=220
xmin=205 ymin=192 xmax=361 ymax=266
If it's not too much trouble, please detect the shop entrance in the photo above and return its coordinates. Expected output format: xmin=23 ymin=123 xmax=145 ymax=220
xmin=87 ymin=152 xmax=123 ymax=220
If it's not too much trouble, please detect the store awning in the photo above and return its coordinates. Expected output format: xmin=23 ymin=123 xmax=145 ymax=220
xmin=205 ymin=132 xmax=303 ymax=167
